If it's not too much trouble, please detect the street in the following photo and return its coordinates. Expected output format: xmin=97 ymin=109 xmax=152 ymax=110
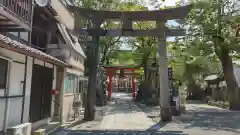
xmin=54 ymin=93 xmax=240 ymax=135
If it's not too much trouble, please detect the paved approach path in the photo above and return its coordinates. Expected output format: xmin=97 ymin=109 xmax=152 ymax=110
xmin=138 ymin=100 xmax=240 ymax=135
xmin=100 ymin=92 xmax=155 ymax=130
xmin=55 ymin=92 xmax=186 ymax=135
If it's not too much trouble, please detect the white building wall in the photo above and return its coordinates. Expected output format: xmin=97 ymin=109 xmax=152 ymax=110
xmin=0 ymin=47 xmax=58 ymax=131
xmin=0 ymin=48 xmax=33 ymax=130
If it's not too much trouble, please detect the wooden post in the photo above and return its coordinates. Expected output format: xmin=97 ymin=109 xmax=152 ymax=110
xmin=156 ymin=21 xmax=172 ymax=121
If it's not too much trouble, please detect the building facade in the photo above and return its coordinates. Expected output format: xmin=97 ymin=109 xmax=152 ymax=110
xmin=0 ymin=0 xmax=70 ymax=134
xmin=0 ymin=0 xmax=88 ymax=134
xmin=48 ymin=22 xmax=87 ymax=122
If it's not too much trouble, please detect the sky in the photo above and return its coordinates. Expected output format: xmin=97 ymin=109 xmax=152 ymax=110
xmin=120 ymin=0 xmax=182 ymax=50
xmin=143 ymin=0 xmax=182 ymax=10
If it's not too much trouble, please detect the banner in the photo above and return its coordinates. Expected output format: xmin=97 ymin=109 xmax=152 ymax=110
xmin=168 ymin=67 xmax=174 ymax=96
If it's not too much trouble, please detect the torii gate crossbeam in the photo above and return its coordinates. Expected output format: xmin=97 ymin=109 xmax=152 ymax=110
xmin=69 ymin=4 xmax=192 ymax=122
xmin=74 ymin=28 xmax=185 ymax=37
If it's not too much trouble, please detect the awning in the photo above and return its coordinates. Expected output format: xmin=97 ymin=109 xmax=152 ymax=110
xmin=57 ymin=23 xmax=86 ymax=58
xmin=0 ymin=34 xmax=71 ymax=67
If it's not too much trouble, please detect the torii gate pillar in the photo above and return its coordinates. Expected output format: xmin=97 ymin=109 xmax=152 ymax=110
xmin=84 ymin=20 xmax=101 ymax=120
xmin=157 ymin=21 xmax=171 ymax=121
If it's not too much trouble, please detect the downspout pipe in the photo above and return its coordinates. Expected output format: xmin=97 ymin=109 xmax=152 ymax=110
xmin=20 ymin=55 xmax=28 ymax=123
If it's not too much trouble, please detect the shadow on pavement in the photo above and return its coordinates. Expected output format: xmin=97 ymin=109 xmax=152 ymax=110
xmin=105 ymin=98 xmax=143 ymax=115
xmin=146 ymin=122 xmax=169 ymax=131
xmin=180 ymin=111 xmax=240 ymax=133
xmin=137 ymin=100 xmax=240 ymax=134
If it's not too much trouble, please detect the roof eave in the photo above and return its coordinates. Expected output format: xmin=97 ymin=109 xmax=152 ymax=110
xmin=0 ymin=34 xmax=71 ymax=68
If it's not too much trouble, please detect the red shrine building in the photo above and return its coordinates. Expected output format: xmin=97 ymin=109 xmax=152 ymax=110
xmin=103 ymin=65 xmax=139 ymax=100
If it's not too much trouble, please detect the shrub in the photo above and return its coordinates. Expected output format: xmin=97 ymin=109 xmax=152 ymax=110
xmin=208 ymin=100 xmax=229 ymax=109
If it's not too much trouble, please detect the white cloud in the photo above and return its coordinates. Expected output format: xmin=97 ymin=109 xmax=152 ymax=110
xmin=162 ymin=0 xmax=180 ymax=6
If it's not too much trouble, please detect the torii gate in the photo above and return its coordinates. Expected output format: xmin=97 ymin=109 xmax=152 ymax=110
xmin=68 ymin=5 xmax=191 ymax=121
xmin=103 ymin=65 xmax=139 ymax=100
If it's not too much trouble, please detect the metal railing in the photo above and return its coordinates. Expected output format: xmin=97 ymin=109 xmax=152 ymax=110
xmin=0 ymin=0 xmax=33 ymax=25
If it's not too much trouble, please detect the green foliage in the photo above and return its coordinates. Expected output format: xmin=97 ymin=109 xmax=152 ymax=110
xmin=107 ymin=50 xmax=141 ymax=65
xmin=75 ymin=0 xmax=120 ymax=9
xmin=167 ymin=0 xmax=240 ymax=87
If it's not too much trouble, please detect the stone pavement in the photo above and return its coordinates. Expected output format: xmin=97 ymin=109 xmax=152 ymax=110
xmin=137 ymin=100 xmax=240 ymax=135
xmin=53 ymin=94 xmax=240 ymax=135
xmin=54 ymin=92 xmax=186 ymax=135
xmin=99 ymin=95 xmax=155 ymax=130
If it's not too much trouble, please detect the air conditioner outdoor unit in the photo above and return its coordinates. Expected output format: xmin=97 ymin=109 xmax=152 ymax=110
xmin=7 ymin=123 xmax=31 ymax=135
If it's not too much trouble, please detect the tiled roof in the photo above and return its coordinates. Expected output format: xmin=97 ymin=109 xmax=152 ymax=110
xmin=0 ymin=34 xmax=70 ymax=67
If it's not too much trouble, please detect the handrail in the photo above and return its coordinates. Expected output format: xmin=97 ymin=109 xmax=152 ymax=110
xmin=0 ymin=0 xmax=32 ymax=24
xmin=52 ymin=99 xmax=60 ymax=107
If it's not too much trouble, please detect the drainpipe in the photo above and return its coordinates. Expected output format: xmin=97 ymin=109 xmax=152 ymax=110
xmin=20 ymin=55 xmax=28 ymax=123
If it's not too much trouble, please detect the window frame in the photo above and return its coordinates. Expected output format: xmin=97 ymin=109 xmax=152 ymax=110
xmin=64 ymin=73 xmax=80 ymax=94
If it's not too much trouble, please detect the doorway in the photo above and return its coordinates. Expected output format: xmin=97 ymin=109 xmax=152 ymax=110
xmin=29 ymin=64 xmax=53 ymax=122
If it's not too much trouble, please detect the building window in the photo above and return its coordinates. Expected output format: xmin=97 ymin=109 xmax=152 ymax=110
xmin=64 ymin=73 xmax=79 ymax=93
xmin=6 ymin=32 xmax=28 ymax=44
xmin=78 ymin=78 xmax=87 ymax=93
xmin=31 ymin=29 xmax=47 ymax=51
xmin=78 ymin=56 xmax=84 ymax=63
xmin=0 ymin=58 xmax=8 ymax=89
xmin=19 ymin=32 xmax=28 ymax=41
xmin=75 ymin=55 xmax=78 ymax=61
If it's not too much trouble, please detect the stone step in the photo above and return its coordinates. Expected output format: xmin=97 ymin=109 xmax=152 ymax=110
xmin=32 ymin=121 xmax=60 ymax=135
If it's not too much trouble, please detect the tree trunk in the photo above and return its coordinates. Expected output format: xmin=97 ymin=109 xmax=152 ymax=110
xmin=218 ymin=48 xmax=240 ymax=110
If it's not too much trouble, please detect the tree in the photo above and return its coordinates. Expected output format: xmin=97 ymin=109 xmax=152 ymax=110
xmin=99 ymin=20 xmax=122 ymax=65
xmin=107 ymin=50 xmax=141 ymax=65
xmin=181 ymin=0 xmax=240 ymax=109
xmin=168 ymin=38 xmax=220 ymax=99
xmin=118 ymin=1 xmax=157 ymax=80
